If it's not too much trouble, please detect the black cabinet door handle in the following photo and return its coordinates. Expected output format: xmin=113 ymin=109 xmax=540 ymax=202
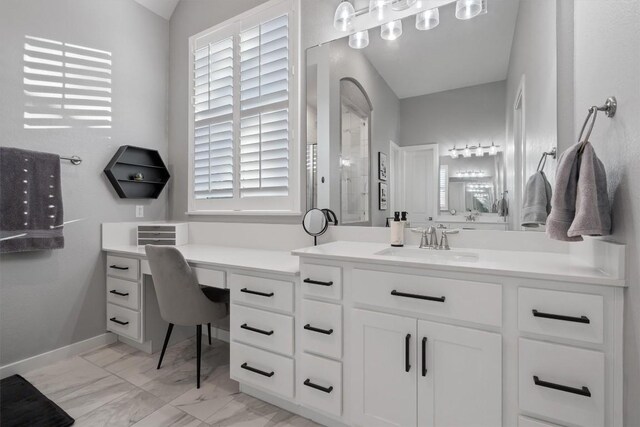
xmin=533 ymin=376 xmax=591 ymax=397
xmin=304 ymin=379 xmax=333 ymax=394
xmin=405 ymin=333 xmax=411 ymax=373
xmin=109 ymin=317 xmax=129 ymax=326
xmin=109 ymin=265 xmax=129 ymax=270
xmin=303 ymin=278 xmax=333 ymax=287
xmin=304 ymin=324 xmax=334 ymax=335
xmin=532 ymin=309 xmax=590 ymax=324
xmin=241 ymin=362 xmax=274 ymax=377
xmin=109 ymin=290 xmax=130 ymax=297
xmin=391 ymin=290 xmax=445 ymax=303
xmin=421 ymin=337 xmax=428 ymax=377
xmin=241 ymin=323 xmax=274 ymax=336
xmin=240 ymin=288 xmax=274 ymax=298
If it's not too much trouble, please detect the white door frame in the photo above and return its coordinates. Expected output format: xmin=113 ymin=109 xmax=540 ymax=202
xmin=395 ymin=143 xmax=439 ymax=222
xmin=513 ymin=76 xmax=526 ymax=230
xmin=389 ymin=140 xmax=402 ymax=215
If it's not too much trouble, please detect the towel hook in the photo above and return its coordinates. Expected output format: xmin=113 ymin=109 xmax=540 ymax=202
xmin=578 ymin=96 xmax=617 ymax=144
xmin=536 ymin=148 xmax=557 ymax=172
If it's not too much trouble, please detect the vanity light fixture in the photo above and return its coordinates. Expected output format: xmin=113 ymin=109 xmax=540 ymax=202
xmin=381 ymin=20 xmax=403 ymax=41
xmin=475 ymin=145 xmax=484 ymax=157
xmin=334 ymin=1 xmax=356 ymax=31
xmin=450 ymin=145 xmax=458 ymax=158
xmin=349 ymin=30 xmax=370 ymax=49
xmin=391 ymin=0 xmax=417 ymax=11
xmin=416 ymin=8 xmax=439 ymax=30
xmin=463 ymin=145 xmax=471 ymax=158
xmin=455 ymin=0 xmax=485 ymax=20
xmin=369 ymin=0 xmax=391 ymax=22
xmin=488 ymin=141 xmax=498 ymax=155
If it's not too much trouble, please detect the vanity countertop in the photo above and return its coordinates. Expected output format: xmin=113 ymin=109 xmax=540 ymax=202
xmin=103 ymin=244 xmax=300 ymax=276
xmin=292 ymin=241 xmax=625 ymax=286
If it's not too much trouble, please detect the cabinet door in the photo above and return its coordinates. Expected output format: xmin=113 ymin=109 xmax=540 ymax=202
xmin=352 ymin=309 xmax=417 ymax=427
xmin=418 ymin=320 xmax=502 ymax=427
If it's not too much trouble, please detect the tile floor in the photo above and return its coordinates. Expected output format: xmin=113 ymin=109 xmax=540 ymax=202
xmin=21 ymin=337 xmax=321 ymax=427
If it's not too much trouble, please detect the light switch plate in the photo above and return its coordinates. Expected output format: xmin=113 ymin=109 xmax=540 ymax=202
xmin=136 ymin=205 xmax=144 ymax=218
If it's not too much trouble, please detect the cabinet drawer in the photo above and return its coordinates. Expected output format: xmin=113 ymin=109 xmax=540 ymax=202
xmin=107 ymin=303 xmax=141 ymax=342
xmin=519 ymin=338 xmax=604 ymax=427
xmin=299 ymin=353 xmax=342 ymax=417
xmin=353 ymin=269 xmax=502 ymax=327
xmin=301 ymin=299 xmax=342 ymax=359
xmin=301 ymin=264 xmax=342 ymax=301
xmin=106 ymin=277 xmax=140 ymax=310
xmin=106 ymin=255 xmax=139 ymax=281
xmin=230 ymin=342 xmax=294 ymax=399
xmin=193 ymin=267 xmax=226 ymax=289
xmin=230 ymin=304 xmax=294 ymax=356
xmin=519 ymin=416 xmax=562 ymax=427
xmin=518 ymin=288 xmax=604 ymax=344
xmin=230 ymin=273 xmax=294 ymax=314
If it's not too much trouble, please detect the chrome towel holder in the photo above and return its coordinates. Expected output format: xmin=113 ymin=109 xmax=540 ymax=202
xmin=578 ymin=96 xmax=617 ymax=144
xmin=60 ymin=155 xmax=82 ymax=165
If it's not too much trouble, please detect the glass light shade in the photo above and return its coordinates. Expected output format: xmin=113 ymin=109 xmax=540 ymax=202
xmin=416 ymin=8 xmax=439 ymax=30
xmin=381 ymin=20 xmax=403 ymax=41
xmin=463 ymin=145 xmax=471 ymax=158
xmin=349 ymin=30 xmax=370 ymax=49
xmin=450 ymin=147 xmax=457 ymax=159
xmin=455 ymin=0 xmax=483 ymax=20
xmin=489 ymin=142 xmax=498 ymax=155
xmin=334 ymin=1 xmax=356 ymax=32
xmin=391 ymin=0 xmax=416 ymax=11
xmin=369 ymin=0 xmax=391 ymax=22
xmin=475 ymin=145 xmax=483 ymax=156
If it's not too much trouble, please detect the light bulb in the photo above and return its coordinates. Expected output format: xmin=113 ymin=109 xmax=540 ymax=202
xmin=416 ymin=8 xmax=439 ymax=30
xmin=349 ymin=30 xmax=370 ymax=49
xmin=489 ymin=142 xmax=497 ymax=155
xmin=334 ymin=1 xmax=355 ymax=32
xmin=475 ymin=145 xmax=483 ymax=157
xmin=450 ymin=147 xmax=458 ymax=159
xmin=381 ymin=20 xmax=403 ymax=41
xmin=369 ymin=0 xmax=391 ymax=22
xmin=455 ymin=0 xmax=483 ymax=20
xmin=463 ymin=145 xmax=471 ymax=158
xmin=391 ymin=0 xmax=416 ymax=11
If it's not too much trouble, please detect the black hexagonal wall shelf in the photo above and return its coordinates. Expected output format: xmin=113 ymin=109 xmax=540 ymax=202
xmin=104 ymin=145 xmax=170 ymax=199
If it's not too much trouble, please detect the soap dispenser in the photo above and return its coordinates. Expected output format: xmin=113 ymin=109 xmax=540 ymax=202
xmin=390 ymin=211 xmax=404 ymax=247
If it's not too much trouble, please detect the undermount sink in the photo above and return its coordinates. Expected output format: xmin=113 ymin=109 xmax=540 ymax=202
xmin=375 ymin=247 xmax=479 ymax=263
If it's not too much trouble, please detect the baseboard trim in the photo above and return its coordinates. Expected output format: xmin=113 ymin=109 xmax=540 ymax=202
xmin=0 ymin=333 xmax=117 ymax=379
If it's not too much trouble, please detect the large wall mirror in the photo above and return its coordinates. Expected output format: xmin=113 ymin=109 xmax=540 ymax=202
xmin=306 ymin=0 xmax=557 ymax=230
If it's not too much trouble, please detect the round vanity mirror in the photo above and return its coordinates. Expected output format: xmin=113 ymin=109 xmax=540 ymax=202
xmin=302 ymin=208 xmax=328 ymax=238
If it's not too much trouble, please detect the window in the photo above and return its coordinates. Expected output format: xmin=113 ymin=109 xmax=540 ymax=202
xmin=188 ymin=0 xmax=299 ymax=214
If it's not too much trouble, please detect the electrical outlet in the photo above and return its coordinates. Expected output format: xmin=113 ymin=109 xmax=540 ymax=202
xmin=136 ymin=205 xmax=144 ymax=218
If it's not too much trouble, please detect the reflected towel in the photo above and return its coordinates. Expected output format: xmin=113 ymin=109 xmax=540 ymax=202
xmin=546 ymin=143 xmax=582 ymax=241
xmin=0 ymin=147 xmax=64 ymax=253
xmin=521 ymin=171 xmax=552 ymax=228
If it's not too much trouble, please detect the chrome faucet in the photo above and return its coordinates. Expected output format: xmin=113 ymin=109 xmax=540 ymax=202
xmin=439 ymin=228 xmax=460 ymax=250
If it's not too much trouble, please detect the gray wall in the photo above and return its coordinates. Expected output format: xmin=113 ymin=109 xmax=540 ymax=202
xmin=572 ymin=1 xmax=640 ymax=424
xmin=0 ymin=0 xmax=169 ymax=366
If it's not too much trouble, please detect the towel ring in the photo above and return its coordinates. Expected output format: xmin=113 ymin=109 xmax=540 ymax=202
xmin=578 ymin=96 xmax=617 ymax=145
xmin=536 ymin=148 xmax=557 ymax=172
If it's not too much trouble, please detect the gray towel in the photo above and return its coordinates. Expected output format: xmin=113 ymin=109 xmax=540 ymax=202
xmin=546 ymin=143 xmax=582 ymax=241
xmin=568 ymin=142 xmax=611 ymax=237
xmin=0 ymin=147 xmax=64 ymax=253
xmin=521 ymin=171 xmax=552 ymax=228
xmin=497 ymin=196 xmax=508 ymax=217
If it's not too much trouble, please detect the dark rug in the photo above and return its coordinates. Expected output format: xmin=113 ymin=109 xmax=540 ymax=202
xmin=0 ymin=374 xmax=74 ymax=427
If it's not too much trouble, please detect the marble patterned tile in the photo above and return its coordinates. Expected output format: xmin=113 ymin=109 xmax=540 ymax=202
xmin=81 ymin=341 xmax=141 ymax=369
xmin=204 ymin=393 xmax=295 ymax=427
xmin=55 ymin=374 xmax=137 ymax=419
xmin=131 ymin=404 xmax=208 ymax=427
xmin=73 ymin=388 xmax=164 ymax=427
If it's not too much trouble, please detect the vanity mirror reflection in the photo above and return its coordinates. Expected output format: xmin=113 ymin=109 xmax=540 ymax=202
xmin=306 ymin=0 xmax=557 ymax=230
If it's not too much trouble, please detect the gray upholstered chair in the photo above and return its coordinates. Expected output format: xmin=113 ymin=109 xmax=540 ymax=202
xmin=145 ymin=245 xmax=227 ymax=388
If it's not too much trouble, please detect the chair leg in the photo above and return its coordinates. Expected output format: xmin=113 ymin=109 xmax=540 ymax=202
xmin=157 ymin=323 xmax=174 ymax=369
xmin=207 ymin=323 xmax=212 ymax=345
xmin=196 ymin=325 xmax=202 ymax=389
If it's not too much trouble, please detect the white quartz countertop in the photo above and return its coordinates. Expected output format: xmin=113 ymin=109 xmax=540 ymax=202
xmin=292 ymin=241 xmax=625 ymax=286
xmin=103 ymin=244 xmax=300 ymax=276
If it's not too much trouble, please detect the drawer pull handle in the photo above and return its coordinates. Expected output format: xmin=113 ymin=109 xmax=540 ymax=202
xmin=109 ymin=317 xmax=129 ymax=326
xmin=421 ymin=337 xmax=428 ymax=377
xmin=240 ymin=288 xmax=274 ymax=298
xmin=304 ymin=324 xmax=334 ymax=335
xmin=304 ymin=379 xmax=333 ymax=394
xmin=532 ymin=309 xmax=590 ymax=324
xmin=241 ymin=362 xmax=274 ymax=377
xmin=391 ymin=290 xmax=446 ymax=303
xmin=533 ymin=376 xmax=591 ymax=397
xmin=109 ymin=265 xmax=129 ymax=271
xmin=303 ymin=278 xmax=333 ymax=287
xmin=405 ymin=333 xmax=411 ymax=373
xmin=240 ymin=323 xmax=274 ymax=336
xmin=109 ymin=290 xmax=130 ymax=297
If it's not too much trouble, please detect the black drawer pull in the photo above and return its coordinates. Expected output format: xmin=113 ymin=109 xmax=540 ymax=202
xmin=532 ymin=309 xmax=590 ymax=324
xmin=241 ymin=323 xmax=274 ymax=336
xmin=421 ymin=337 xmax=428 ymax=377
xmin=109 ymin=290 xmax=130 ymax=297
xmin=405 ymin=333 xmax=411 ymax=373
xmin=109 ymin=265 xmax=129 ymax=270
xmin=241 ymin=362 xmax=274 ymax=377
xmin=304 ymin=379 xmax=333 ymax=394
xmin=391 ymin=290 xmax=445 ymax=303
xmin=303 ymin=278 xmax=333 ymax=287
xmin=533 ymin=376 xmax=591 ymax=397
xmin=304 ymin=324 xmax=334 ymax=335
xmin=240 ymin=288 xmax=274 ymax=298
xmin=109 ymin=317 xmax=129 ymax=326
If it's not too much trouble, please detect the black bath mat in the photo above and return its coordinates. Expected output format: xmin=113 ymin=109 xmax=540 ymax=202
xmin=0 ymin=374 xmax=74 ymax=427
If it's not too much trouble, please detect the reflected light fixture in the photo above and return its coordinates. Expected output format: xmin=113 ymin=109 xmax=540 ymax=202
xmin=334 ymin=1 xmax=356 ymax=32
xmin=463 ymin=145 xmax=471 ymax=158
xmin=391 ymin=0 xmax=417 ymax=11
xmin=369 ymin=0 xmax=391 ymax=22
xmin=455 ymin=0 xmax=483 ymax=20
xmin=381 ymin=20 xmax=403 ymax=41
xmin=349 ymin=30 xmax=370 ymax=49
xmin=416 ymin=8 xmax=439 ymax=31
xmin=475 ymin=145 xmax=484 ymax=156
xmin=489 ymin=141 xmax=498 ymax=155
xmin=450 ymin=145 xmax=458 ymax=158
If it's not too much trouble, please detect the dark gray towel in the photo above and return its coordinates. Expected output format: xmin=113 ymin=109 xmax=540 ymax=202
xmin=0 ymin=147 xmax=64 ymax=253
xmin=521 ymin=171 xmax=552 ymax=228
xmin=547 ymin=143 xmax=583 ymax=241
